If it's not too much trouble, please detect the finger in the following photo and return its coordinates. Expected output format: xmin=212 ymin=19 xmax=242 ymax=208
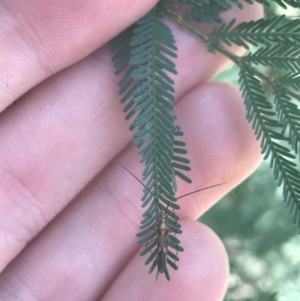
xmin=174 ymin=82 xmax=262 ymax=219
xmin=0 ymin=45 xmax=133 ymax=273
xmin=101 ymin=221 xmax=228 ymax=301
xmin=0 ymin=82 xmax=258 ymax=300
xmin=0 ymin=2 xmax=262 ymax=272
xmin=0 ymin=0 xmax=157 ymax=110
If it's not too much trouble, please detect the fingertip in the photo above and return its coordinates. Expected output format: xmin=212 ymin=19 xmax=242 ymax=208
xmin=177 ymin=220 xmax=229 ymax=300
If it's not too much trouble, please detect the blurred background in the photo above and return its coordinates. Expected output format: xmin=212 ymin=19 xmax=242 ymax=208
xmin=199 ymin=4 xmax=300 ymax=300
xmin=201 ymin=161 xmax=300 ymax=301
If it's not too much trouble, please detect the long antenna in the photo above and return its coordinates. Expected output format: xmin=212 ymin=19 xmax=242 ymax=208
xmin=115 ymin=160 xmax=155 ymax=197
xmin=114 ymin=160 xmax=225 ymax=203
xmin=114 ymin=160 xmax=163 ymax=213
xmin=175 ymin=183 xmax=225 ymax=200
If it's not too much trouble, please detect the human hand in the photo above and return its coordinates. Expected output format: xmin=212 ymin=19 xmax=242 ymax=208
xmin=0 ymin=1 xmax=262 ymax=300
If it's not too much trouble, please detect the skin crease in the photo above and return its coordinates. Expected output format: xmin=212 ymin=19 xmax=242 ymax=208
xmin=0 ymin=1 xmax=263 ymax=301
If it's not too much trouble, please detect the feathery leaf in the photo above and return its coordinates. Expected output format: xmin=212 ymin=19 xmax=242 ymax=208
xmin=212 ymin=16 xmax=300 ymax=49
xmin=112 ymin=6 xmax=191 ymax=279
xmin=239 ymin=64 xmax=300 ymax=229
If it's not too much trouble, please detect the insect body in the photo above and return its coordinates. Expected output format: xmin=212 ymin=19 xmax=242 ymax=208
xmin=156 ymin=211 xmax=169 ymax=274
xmin=146 ymin=202 xmax=181 ymax=280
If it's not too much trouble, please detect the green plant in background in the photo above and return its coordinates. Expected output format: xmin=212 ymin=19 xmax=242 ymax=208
xmin=111 ymin=0 xmax=300 ymax=282
xmin=202 ymin=161 xmax=300 ymax=300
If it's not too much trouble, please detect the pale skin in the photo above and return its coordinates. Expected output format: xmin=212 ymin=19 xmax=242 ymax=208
xmin=0 ymin=1 xmax=262 ymax=300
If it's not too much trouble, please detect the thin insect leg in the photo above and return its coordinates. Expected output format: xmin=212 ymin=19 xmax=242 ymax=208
xmin=145 ymin=247 xmax=159 ymax=265
xmin=137 ymin=230 xmax=157 ymax=245
xmin=170 ymin=218 xmax=182 ymax=235
xmin=166 ymin=205 xmax=180 ymax=234
xmin=166 ymin=248 xmax=179 ymax=265
xmin=145 ymin=238 xmax=156 ymax=248
xmin=165 ymin=227 xmax=179 ymax=265
xmin=169 ymin=236 xmax=182 ymax=249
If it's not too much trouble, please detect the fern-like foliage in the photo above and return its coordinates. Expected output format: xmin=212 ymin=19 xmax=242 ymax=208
xmin=112 ymin=6 xmax=191 ymax=280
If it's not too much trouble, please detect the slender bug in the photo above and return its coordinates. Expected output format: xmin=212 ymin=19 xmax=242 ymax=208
xmin=154 ymin=200 xmax=179 ymax=281
xmin=114 ymin=160 xmax=225 ymax=279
